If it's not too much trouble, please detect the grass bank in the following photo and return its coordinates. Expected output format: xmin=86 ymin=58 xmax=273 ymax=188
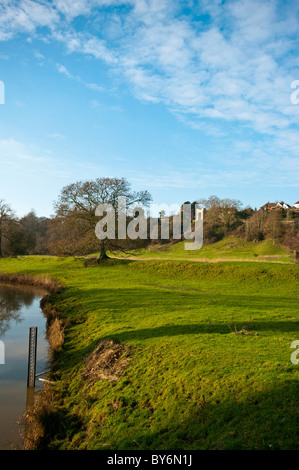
xmin=0 ymin=256 xmax=298 ymax=450
xmin=109 ymin=237 xmax=293 ymax=263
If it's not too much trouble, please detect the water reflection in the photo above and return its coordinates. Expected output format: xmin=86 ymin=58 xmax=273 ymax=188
xmin=0 ymin=284 xmax=48 ymax=450
xmin=0 ymin=287 xmax=24 ymax=336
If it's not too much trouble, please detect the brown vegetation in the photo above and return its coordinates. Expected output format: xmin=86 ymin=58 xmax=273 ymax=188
xmin=22 ymin=385 xmax=58 ymax=450
xmin=0 ymin=273 xmax=61 ymax=293
xmin=47 ymin=318 xmax=65 ymax=354
xmin=82 ymin=339 xmax=133 ymax=384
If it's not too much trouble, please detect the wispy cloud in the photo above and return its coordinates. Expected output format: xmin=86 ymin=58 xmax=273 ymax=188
xmin=1 ymin=0 xmax=299 ymax=188
xmin=55 ymin=61 xmax=105 ymax=92
xmin=47 ymin=132 xmax=65 ymax=139
xmin=2 ymin=1 xmax=298 ymax=132
xmin=42 ymin=0 xmax=299 ymax=139
xmin=56 ymin=63 xmax=73 ymax=78
xmin=0 ymin=138 xmax=72 ymax=178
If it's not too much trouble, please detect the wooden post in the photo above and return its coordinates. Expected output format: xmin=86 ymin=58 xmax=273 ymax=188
xmin=295 ymin=250 xmax=299 ymax=264
xmin=27 ymin=327 xmax=37 ymax=388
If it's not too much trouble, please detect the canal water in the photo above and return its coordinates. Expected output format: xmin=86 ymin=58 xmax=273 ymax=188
xmin=0 ymin=284 xmax=49 ymax=450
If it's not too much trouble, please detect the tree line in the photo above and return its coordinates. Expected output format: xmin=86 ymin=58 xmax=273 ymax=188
xmin=0 ymin=178 xmax=298 ymax=259
xmin=0 ymin=201 xmax=51 ymax=257
xmin=197 ymin=195 xmax=299 ymax=251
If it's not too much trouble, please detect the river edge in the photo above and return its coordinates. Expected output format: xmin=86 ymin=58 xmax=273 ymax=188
xmin=0 ymin=272 xmax=65 ymax=450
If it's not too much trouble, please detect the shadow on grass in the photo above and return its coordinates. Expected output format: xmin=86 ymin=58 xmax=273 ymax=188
xmin=98 ymin=320 xmax=299 ymax=344
xmin=35 ymin=371 xmax=298 ymax=450
xmin=84 ymin=258 xmax=135 ymax=267
xmin=72 ymin=286 xmax=299 ymax=314
xmin=99 ymin=380 xmax=299 ymax=451
xmin=55 ymin=286 xmax=299 ymax=371
xmin=39 ymin=378 xmax=297 ymax=450
xmin=55 ymin=317 xmax=299 ymax=378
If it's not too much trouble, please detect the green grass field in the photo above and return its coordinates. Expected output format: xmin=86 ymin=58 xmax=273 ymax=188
xmin=0 ymin=252 xmax=298 ymax=450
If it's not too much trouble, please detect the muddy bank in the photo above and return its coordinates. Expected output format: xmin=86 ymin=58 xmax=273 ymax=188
xmin=0 ymin=273 xmax=62 ymax=294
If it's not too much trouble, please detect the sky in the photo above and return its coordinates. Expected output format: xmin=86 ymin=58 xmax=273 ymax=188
xmin=0 ymin=0 xmax=299 ymax=218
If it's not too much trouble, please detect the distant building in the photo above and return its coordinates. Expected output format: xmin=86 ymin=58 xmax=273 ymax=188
xmin=294 ymin=201 xmax=299 ymax=209
xmin=260 ymin=202 xmax=278 ymax=212
xmin=277 ymin=201 xmax=291 ymax=210
xmin=260 ymin=201 xmax=291 ymax=212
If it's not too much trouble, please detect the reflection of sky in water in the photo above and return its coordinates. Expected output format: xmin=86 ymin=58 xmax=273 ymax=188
xmin=0 ymin=284 xmax=48 ymax=450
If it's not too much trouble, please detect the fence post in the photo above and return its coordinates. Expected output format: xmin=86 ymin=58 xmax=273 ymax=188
xmin=27 ymin=327 xmax=37 ymax=388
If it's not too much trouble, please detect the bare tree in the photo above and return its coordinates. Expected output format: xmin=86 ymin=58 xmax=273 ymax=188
xmin=245 ymin=210 xmax=268 ymax=241
xmin=197 ymin=195 xmax=243 ymax=242
xmin=0 ymin=200 xmax=14 ymax=257
xmin=51 ymin=178 xmax=152 ymax=260
xmin=264 ymin=210 xmax=284 ymax=244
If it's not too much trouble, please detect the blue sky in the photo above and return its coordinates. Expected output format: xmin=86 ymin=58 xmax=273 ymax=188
xmin=0 ymin=0 xmax=299 ymax=217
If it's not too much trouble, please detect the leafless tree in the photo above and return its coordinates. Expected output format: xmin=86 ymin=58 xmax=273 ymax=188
xmin=51 ymin=178 xmax=152 ymax=260
xmin=0 ymin=200 xmax=14 ymax=257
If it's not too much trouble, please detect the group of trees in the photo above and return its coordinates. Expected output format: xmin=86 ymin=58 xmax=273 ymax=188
xmin=199 ymin=195 xmax=299 ymax=251
xmin=196 ymin=196 xmax=253 ymax=244
xmin=0 ymin=200 xmax=51 ymax=257
xmin=0 ymin=179 xmax=298 ymax=258
xmin=244 ymin=209 xmax=299 ymax=249
xmin=0 ymin=178 xmax=152 ymax=260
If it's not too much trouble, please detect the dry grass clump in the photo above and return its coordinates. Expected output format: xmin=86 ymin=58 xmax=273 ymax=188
xmin=48 ymin=317 xmax=65 ymax=353
xmin=228 ymin=323 xmax=258 ymax=336
xmin=83 ymin=339 xmax=132 ymax=383
xmin=39 ymin=292 xmax=65 ymax=361
xmin=0 ymin=273 xmax=61 ymax=293
xmin=22 ymin=386 xmax=57 ymax=450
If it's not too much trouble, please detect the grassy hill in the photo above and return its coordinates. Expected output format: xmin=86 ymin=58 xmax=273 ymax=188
xmin=0 ymin=256 xmax=298 ymax=450
xmin=110 ymin=236 xmax=293 ymax=263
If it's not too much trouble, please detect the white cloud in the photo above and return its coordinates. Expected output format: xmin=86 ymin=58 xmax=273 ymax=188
xmin=33 ymin=49 xmax=45 ymax=61
xmin=0 ymin=0 xmax=59 ymax=37
xmin=56 ymin=62 xmax=73 ymax=78
xmin=56 ymin=61 xmax=105 ymax=92
xmin=1 ymin=0 xmax=299 ymax=176
xmin=53 ymin=0 xmax=92 ymax=19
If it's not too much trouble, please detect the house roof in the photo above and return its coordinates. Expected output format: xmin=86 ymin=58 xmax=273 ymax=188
xmin=260 ymin=201 xmax=292 ymax=210
xmin=260 ymin=202 xmax=276 ymax=209
xmin=278 ymin=202 xmax=291 ymax=207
